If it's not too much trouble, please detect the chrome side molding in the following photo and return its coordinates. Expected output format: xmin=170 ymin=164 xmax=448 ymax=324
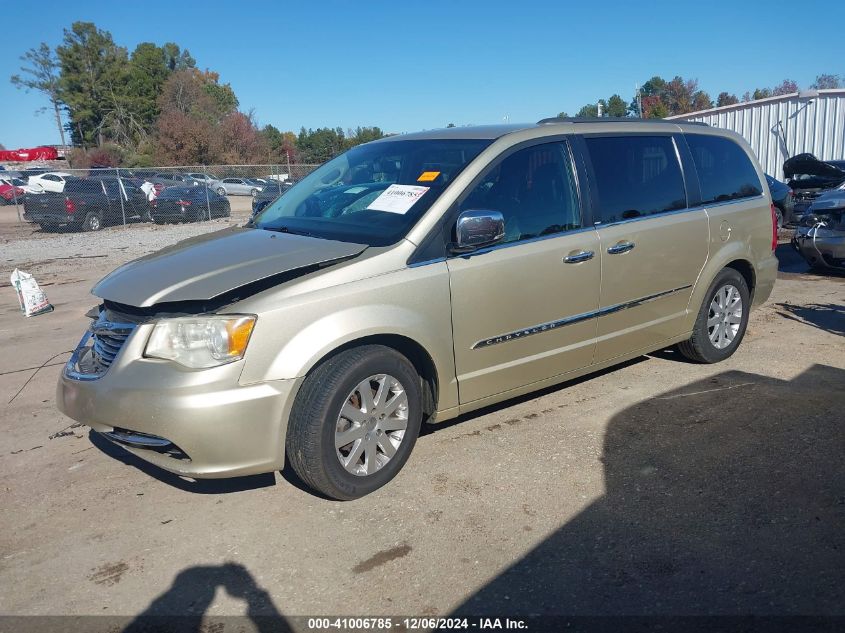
xmin=472 ymin=284 xmax=692 ymax=349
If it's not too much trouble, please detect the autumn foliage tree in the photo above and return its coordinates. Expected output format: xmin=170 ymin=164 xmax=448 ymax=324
xmin=153 ymin=68 xmax=259 ymax=165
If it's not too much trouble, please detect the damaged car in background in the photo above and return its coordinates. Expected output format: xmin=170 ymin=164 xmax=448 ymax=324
xmin=784 ymin=153 xmax=845 ymax=223
xmin=792 ymin=192 xmax=845 ymax=273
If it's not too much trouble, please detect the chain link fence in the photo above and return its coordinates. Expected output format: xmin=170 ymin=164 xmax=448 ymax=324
xmin=0 ymin=164 xmax=319 ymax=236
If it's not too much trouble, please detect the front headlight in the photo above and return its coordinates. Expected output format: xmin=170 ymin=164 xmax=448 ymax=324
xmin=144 ymin=315 xmax=256 ymax=368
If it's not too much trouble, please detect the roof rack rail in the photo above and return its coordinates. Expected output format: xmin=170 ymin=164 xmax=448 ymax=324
xmin=536 ymin=116 xmax=709 ymax=126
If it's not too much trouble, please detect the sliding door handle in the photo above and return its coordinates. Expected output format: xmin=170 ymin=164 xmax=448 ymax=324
xmin=563 ymin=250 xmax=595 ymax=263
xmin=607 ymin=241 xmax=635 ymax=255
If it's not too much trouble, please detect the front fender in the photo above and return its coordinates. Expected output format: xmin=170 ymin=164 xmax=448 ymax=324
xmin=236 ymin=262 xmax=458 ymax=411
xmin=270 ymin=305 xmax=441 ymax=380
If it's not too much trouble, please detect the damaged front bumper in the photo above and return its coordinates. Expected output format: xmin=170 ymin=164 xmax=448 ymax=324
xmin=57 ymin=318 xmax=301 ymax=478
xmin=792 ymin=228 xmax=845 ymax=272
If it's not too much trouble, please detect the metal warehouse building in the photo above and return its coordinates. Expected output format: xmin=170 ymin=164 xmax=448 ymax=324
xmin=667 ymin=89 xmax=845 ymax=180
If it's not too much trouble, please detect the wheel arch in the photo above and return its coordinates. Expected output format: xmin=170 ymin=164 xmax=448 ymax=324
xmin=301 ymin=334 xmax=439 ymax=425
xmin=684 ymin=242 xmax=759 ymax=332
xmin=724 ymin=258 xmax=756 ymax=301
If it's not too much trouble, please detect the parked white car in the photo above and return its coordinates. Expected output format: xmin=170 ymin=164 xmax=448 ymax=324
xmin=28 ymin=172 xmax=73 ymax=193
xmin=0 ymin=176 xmax=43 ymax=195
xmin=210 ymin=177 xmax=263 ymax=196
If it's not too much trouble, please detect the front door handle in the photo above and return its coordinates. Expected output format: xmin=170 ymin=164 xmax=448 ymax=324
xmin=563 ymin=250 xmax=595 ymax=263
xmin=607 ymin=241 xmax=635 ymax=255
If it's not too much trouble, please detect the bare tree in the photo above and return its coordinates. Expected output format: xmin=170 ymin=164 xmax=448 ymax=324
xmin=10 ymin=43 xmax=67 ymax=147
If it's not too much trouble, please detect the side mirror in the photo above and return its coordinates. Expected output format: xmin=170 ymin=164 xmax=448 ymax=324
xmin=450 ymin=209 xmax=505 ymax=254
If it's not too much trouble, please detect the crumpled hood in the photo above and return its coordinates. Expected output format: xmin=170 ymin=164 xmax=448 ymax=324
xmin=783 ymin=153 xmax=845 ymax=180
xmin=93 ymin=227 xmax=367 ymax=307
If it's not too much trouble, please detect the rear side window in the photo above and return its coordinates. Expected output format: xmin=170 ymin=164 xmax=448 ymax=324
xmin=585 ymin=135 xmax=686 ymax=224
xmin=685 ymin=134 xmax=762 ymax=204
xmin=103 ymin=180 xmax=121 ymax=196
xmin=65 ymin=180 xmax=103 ymax=194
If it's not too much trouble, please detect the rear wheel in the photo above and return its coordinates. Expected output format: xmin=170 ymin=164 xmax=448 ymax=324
xmin=677 ymin=268 xmax=750 ymax=363
xmin=250 ymin=188 xmax=259 ymax=197
xmin=286 ymin=345 xmax=422 ymax=500
xmin=82 ymin=212 xmax=102 ymax=232
xmin=774 ymin=206 xmax=784 ymax=230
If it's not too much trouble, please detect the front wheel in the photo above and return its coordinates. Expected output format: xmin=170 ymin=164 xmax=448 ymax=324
xmin=216 ymin=187 xmax=226 ymax=196
xmin=286 ymin=345 xmax=423 ymax=500
xmin=250 ymin=188 xmax=259 ymax=197
xmin=774 ymin=206 xmax=784 ymax=230
xmin=677 ymin=268 xmax=750 ymax=363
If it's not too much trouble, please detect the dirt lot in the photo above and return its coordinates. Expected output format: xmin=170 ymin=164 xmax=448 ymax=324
xmin=0 ymin=226 xmax=842 ymax=629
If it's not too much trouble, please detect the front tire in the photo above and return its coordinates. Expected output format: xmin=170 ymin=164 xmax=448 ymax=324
xmin=216 ymin=187 xmax=226 ymax=196
xmin=286 ymin=345 xmax=423 ymax=500
xmin=677 ymin=268 xmax=750 ymax=363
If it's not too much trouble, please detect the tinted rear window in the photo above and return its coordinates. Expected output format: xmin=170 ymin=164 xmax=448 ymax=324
xmin=585 ymin=135 xmax=687 ymax=224
xmin=65 ymin=180 xmax=103 ymax=194
xmin=685 ymin=134 xmax=762 ymax=204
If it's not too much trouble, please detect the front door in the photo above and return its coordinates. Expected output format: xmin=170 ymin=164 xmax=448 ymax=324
xmin=582 ymin=134 xmax=709 ymax=363
xmin=447 ymin=140 xmax=602 ymax=404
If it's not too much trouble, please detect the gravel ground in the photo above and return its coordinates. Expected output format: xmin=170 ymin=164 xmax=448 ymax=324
xmin=2 ymin=219 xmax=236 ymax=285
xmin=1 ymin=196 xmax=252 ymax=286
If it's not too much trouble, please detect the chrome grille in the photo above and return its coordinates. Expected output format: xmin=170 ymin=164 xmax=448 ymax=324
xmin=65 ymin=311 xmax=137 ymax=380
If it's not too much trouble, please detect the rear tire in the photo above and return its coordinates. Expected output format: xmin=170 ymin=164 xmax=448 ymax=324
xmin=774 ymin=206 xmax=784 ymax=231
xmin=286 ymin=345 xmax=423 ymax=500
xmin=81 ymin=212 xmax=102 ymax=232
xmin=677 ymin=268 xmax=750 ymax=363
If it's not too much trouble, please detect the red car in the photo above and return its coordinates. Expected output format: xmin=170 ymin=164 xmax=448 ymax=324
xmin=0 ymin=146 xmax=59 ymax=162
xmin=0 ymin=182 xmax=25 ymax=204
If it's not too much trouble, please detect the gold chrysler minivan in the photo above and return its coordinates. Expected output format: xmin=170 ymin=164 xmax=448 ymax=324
xmin=57 ymin=119 xmax=778 ymax=499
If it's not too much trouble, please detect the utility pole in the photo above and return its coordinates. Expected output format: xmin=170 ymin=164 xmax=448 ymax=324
xmin=597 ymin=101 xmax=603 ymax=118
xmin=636 ymin=83 xmax=643 ymax=118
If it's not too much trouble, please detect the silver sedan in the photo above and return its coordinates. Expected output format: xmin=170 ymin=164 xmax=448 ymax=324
xmin=210 ymin=178 xmax=263 ymax=197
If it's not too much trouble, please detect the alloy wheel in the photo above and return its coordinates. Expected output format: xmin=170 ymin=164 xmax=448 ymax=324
xmin=335 ymin=374 xmax=409 ymax=476
xmin=707 ymin=284 xmax=743 ymax=349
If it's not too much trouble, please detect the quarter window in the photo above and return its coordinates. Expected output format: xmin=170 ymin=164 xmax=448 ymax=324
xmin=459 ymin=142 xmax=581 ymax=244
xmin=585 ymin=135 xmax=687 ymax=224
xmin=685 ymin=134 xmax=762 ymax=204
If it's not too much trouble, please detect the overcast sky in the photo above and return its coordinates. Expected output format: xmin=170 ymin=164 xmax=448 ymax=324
xmin=1 ymin=0 xmax=842 ymax=147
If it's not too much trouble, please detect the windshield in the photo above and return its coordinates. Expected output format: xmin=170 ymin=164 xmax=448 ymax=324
xmin=254 ymin=138 xmax=491 ymax=245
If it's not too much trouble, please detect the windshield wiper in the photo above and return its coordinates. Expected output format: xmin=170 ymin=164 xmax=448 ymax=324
xmin=262 ymin=225 xmax=315 ymax=238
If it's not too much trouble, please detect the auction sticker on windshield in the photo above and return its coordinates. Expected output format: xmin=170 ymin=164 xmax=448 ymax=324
xmin=366 ymin=184 xmax=429 ymax=214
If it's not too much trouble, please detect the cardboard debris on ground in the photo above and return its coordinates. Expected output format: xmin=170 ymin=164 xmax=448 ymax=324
xmin=10 ymin=268 xmax=53 ymax=317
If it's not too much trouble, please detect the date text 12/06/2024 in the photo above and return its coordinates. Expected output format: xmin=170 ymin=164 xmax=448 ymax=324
xmin=306 ymin=617 xmax=528 ymax=631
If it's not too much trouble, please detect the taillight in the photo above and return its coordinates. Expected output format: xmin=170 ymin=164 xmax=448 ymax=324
xmin=65 ymin=197 xmax=76 ymax=213
xmin=770 ymin=203 xmax=778 ymax=251
xmin=177 ymin=200 xmax=192 ymax=207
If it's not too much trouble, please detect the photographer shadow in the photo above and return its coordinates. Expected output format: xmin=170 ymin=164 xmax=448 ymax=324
xmin=123 ymin=562 xmax=291 ymax=632
xmin=452 ymin=365 xmax=845 ymax=618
